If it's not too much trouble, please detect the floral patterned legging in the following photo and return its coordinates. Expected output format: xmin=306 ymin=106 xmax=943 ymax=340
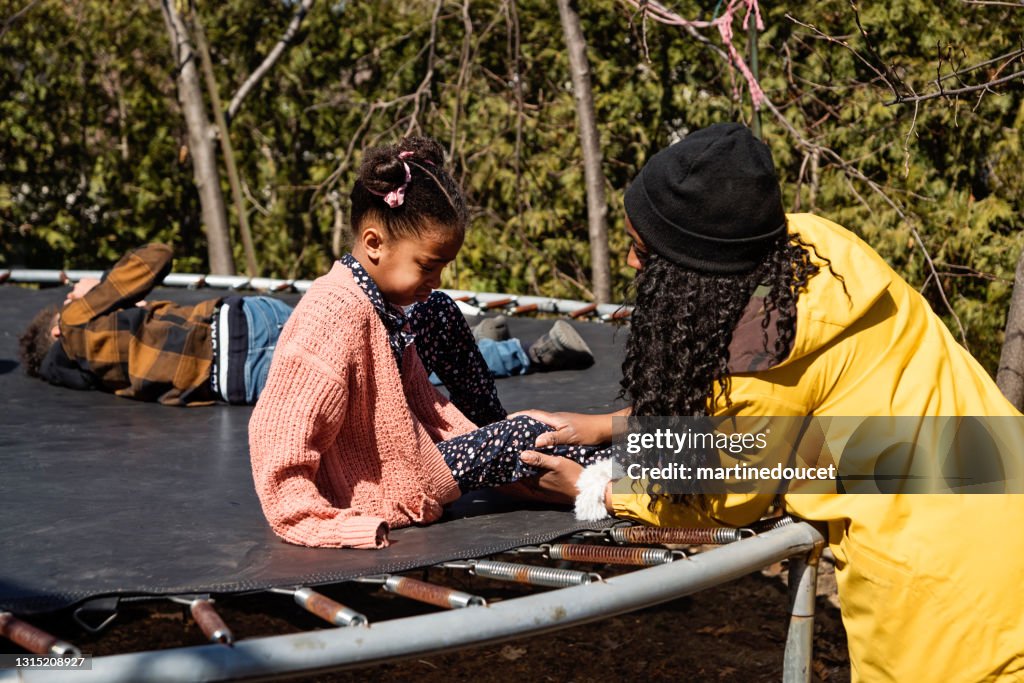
xmin=437 ymin=414 xmax=605 ymax=491
xmin=411 ymin=293 xmax=604 ymax=491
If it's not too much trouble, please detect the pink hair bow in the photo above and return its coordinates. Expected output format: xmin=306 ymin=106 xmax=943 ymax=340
xmin=382 ymin=151 xmax=414 ymax=208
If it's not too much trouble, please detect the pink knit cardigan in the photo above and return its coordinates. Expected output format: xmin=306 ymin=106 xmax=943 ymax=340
xmin=248 ymin=262 xmax=476 ymax=548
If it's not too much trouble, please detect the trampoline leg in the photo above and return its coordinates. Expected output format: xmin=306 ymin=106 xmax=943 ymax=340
xmin=782 ymin=539 xmax=823 ymax=683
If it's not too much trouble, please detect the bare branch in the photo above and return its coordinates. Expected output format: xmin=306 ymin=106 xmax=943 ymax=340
xmin=311 ymin=98 xmax=402 ymax=208
xmin=961 ymin=0 xmax=1024 ymax=7
xmin=240 ymin=180 xmax=272 ymax=218
xmin=448 ymin=0 xmax=473 ymax=160
xmin=933 ymin=263 xmax=1015 ymax=284
xmin=847 ymin=0 xmax=910 ymax=96
xmin=936 ymin=47 xmax=1024 ymax=83
xmin=788 ymin=5 xmax=1024 ymax=105
xmin=225 ymin=0 xmax=315 ymax=124
xmin=404 ymin=0 xmax=443 ymax=137
xmin=902 ymin=99 xmax=919 ymax=178
xmin=891 ymin=68 xmax=1024 ymax=104
xmin=785 ymin=13 xmax=904 ymax=97
xmin=504 ymin=0 xmax=526 ymax=222
xmin=0 ymin=0 xmax=40 ymax=42
xmin=678 ymin=20 xmax=970 ymax=343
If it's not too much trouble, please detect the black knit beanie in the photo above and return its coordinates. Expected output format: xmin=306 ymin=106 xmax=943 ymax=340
xmin=624 ymin=123 xmax=787 ymax=274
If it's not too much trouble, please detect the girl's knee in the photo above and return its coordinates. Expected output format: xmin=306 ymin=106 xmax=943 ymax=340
xmin=414 ymin=291 xmax=460 ymax=322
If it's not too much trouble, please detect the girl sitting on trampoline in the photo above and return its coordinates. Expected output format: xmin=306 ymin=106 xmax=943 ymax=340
xmin=248 ymin=136 xmax=602 ymax=549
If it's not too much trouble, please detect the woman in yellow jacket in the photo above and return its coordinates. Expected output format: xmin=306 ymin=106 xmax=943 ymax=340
xmin=520 ymin=123 xmax=1024 ymax=682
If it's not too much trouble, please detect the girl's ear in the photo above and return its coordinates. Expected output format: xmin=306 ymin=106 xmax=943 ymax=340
xmin=359 ymin=224 xmax=386 ymax=263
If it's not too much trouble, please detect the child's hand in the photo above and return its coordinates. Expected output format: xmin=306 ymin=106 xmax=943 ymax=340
xmin=64 ymin=277 xmax=100 ymax=305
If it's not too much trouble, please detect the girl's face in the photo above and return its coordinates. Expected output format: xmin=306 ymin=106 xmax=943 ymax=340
xmin=625 ymin=217 xmax=650 ymax=271
xmin=364 ymin=225 xmax=463 ymax=307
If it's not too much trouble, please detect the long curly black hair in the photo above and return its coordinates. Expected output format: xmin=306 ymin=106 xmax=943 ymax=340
xmin=621 ymin=232 xmax=839 ymax=511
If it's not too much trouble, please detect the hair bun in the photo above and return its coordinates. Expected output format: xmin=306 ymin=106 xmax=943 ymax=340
xmin=397 ymin=136 xmax=444 ymax=168
xmin=356 ymin=136 xmax=445 ymax=197
xmin=357 ymin=147 xmax=409 ymax=196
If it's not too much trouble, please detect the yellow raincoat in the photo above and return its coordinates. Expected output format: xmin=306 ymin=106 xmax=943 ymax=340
xmin=612 ymin=214 xmax=1024 ymax=681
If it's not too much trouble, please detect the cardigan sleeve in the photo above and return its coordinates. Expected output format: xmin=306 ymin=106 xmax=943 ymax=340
xmin=248 ymin=321 xmax=389 ymax=549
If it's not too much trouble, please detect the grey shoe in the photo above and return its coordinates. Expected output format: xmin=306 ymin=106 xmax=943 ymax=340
xmin=472 ymin=315 xmax=511 ymax=341
xmin=527 ymin=320 xmax=595 ymax=371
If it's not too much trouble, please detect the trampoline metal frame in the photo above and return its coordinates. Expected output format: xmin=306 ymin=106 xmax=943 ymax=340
xmin=1 ymin=522 xmax=825 ymax=683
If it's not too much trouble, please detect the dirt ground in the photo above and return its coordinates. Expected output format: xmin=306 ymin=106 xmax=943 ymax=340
xmin=8 ymin=552 xmax=850 ymax=682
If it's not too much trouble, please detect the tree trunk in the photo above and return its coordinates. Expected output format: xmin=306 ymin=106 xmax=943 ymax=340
xmin=159 ymin=0 xmax=234 ymax=275
xmin=192 ymin=9 xmax=259 ymax=276
xmin=997 ymin=246 xmax=1024 ymax=410
xmin=557 ymin=0 xmax=611 ymax=304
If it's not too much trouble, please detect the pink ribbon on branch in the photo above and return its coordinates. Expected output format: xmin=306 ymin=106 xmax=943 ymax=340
xmin=625 ymin=0 xmax=766 ymax=110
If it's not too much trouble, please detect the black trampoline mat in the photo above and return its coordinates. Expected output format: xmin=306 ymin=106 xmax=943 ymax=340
xmin=0 ymin=285 xmax=627 ymax=614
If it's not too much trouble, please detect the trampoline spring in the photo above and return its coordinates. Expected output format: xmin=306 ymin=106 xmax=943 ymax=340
xmin=292 ymin=587 xmax=367 ymax=627
xmin=749 ymin=515 xmax=795 ymax=534
xmin=570 ymin=303 xmax=599 ymax=318
xmin=544 ymin=543 xmax=677 ymax=566
xmin=0 ymin=612 xmax=81 ymax=656
xmin=382 ymin=575 xmax=487 ymax=609
xmin=484 ymin=297 xmax=515 ymax=309
xmin=462 ymin=560 xmax=599 ymax=588
xmin=607 ymin=526 xmax=751 ymax=545
xmin=189 ymin=599 xmax=233 ymax=645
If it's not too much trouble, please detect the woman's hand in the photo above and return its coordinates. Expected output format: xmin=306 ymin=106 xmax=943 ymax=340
xmin=510 ymin=410 xmax=613 ymax=448
xmin=519 ymin=451 xmax=584 ymax=500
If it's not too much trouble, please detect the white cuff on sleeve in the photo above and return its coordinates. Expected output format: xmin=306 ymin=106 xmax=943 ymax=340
xmin=574 ymin=458 xmax=614 ymax=521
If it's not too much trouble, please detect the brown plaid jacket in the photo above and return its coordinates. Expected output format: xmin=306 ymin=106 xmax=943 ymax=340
xmin=58 ymin=244 xmax=219 ymax=405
